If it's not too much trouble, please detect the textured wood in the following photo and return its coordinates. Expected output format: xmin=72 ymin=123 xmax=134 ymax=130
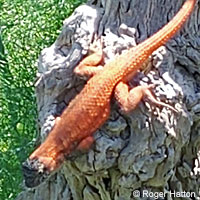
xmin=16 ymin=0 xmax=200 ymax=199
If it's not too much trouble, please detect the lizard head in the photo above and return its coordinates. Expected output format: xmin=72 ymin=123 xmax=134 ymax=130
xmin=22 ymin=158 xmax=50 ymax=188
xmin=22 ymin=149 xmax=65 ymax=188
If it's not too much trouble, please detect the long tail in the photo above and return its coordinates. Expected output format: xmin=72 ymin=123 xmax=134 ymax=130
xmin=139 ymin=0 xmax=196 ymax=53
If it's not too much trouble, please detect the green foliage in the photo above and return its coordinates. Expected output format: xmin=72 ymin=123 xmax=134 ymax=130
xmin=0 ymin=35 xmax=5 ymax=60
xmin=0 ymin=0 xmax=86 ymax=199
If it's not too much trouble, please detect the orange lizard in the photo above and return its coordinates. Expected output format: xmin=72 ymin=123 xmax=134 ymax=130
xmin=22 ymin=0 xmax=196 ymax=188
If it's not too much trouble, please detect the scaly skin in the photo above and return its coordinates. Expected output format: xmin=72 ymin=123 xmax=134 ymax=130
xmin=22 ymin=0 xmax=196 ymax=188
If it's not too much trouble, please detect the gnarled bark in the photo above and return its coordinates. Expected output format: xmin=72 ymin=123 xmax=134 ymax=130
xmin=16 ymin=0 xmax=200 ymax=199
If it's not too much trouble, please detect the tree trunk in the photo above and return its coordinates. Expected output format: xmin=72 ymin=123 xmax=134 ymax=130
xmin=16 ymin=0 xmax=200 ymax=199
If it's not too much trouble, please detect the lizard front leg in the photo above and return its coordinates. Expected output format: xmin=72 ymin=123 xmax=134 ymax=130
xmin=114 ymin=81 xmax=177 ymax=113
xmin=74 ymin=38 xmax=103 ymax=77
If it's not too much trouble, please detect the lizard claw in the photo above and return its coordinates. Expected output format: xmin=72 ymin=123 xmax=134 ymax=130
xmin=143 ymin=84 xmax=178 ymax=113
xmin=90 ymin=34 xmax=103 ymax=53
xmin=147 ymin=84 xmax=156 ymax=89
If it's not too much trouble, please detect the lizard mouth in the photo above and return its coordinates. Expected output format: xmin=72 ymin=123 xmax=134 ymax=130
xmin=22 ymin=158 xmax=50 ymax=188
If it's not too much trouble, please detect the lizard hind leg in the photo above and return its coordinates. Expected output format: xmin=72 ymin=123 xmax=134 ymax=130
xmin=114 ymin=81 xmax=177 ymax=113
